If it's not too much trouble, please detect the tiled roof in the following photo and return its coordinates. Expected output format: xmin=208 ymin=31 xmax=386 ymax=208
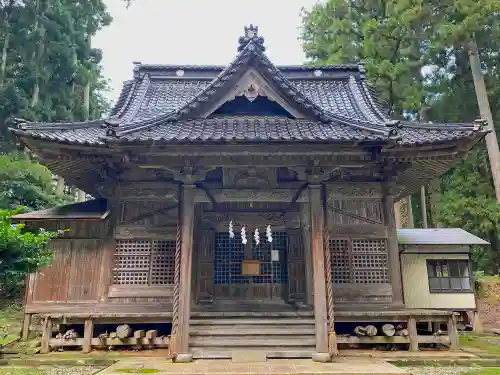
xmin=13 ymin=199 xmax=109 ymax=221
xmin=121 ymin=116 xmax=386 ymax=142
xmin=397 ymin=228 xmax=489 ymax=245
xmin=12 ymin=116 xmax=481 ymax=146
xmin=10 ymin=26 xmax=484 ymax=147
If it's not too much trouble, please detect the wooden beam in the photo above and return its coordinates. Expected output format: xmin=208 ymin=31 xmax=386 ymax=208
xmin=193 ymin=189 xmax=309 ymax=203
xmin=327 ymin=204 xmax=382 ymax=225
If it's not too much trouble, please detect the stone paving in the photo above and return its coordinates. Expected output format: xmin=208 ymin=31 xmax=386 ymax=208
xmin=102 ymin=358 xmax=408 ymax=375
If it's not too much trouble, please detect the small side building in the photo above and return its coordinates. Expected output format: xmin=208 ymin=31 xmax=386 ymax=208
xmin=399 ymin=228 xmax=489 ymax=329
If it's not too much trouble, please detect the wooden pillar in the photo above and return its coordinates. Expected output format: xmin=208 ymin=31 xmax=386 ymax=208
xmin=40 ymin=316 xmax=52 ymax=354
xmin=407 ymin=316 xmax=418 ymax=352
xmin=77 ymin=189 xmax=86 ymax=202
xmin=55 ymin=177 xmax=65 ymax=196
xmin=382 ymin=189 xmax=404 ymax=306
xmin=299 ymin=203 xmax=313 ymax=306
xmin=175 ymin=184 xmax=196 ymax=362
xmin=82 ymin=318 xmax=94 ymax=353
xmin=21 ymin=313 xmax=32 ymax=341
xmin=473 ymin=310 xmax=484 ymax=334
xmin=407 ymin=196 xmax=414 ymax=228
xmin=394 ymin=201 xmax=402 ymax=229
xmin=420 ymin=186 xmax=428 ymax=228
xmin=309 ymin=185 xmax=330 ymax=362
xmin=448 ymin=314 xmax=459 ymax=350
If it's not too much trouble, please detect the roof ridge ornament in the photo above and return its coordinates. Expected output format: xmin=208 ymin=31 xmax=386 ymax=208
xmin=238 ymin=24 xmax=265 ymax=52
xmin=385 ymin=119 xmax=402 ymax=138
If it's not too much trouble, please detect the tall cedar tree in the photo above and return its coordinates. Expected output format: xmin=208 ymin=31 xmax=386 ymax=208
xmin=300 ymin=0 xmax=500 ymax=273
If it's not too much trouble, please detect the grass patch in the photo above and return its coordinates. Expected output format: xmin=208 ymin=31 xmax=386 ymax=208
xmin=0 ymin=369 xmax=44 ymax=375
xmin=0 ymin=304 xmax=23 ymax=344
xmin=461 ymin=369 xmax=500 ymax=375
xmin=0 ymin=335 xmax=19 ymax=346
xmin=115 ymin=370 xmax=160 ymax=374
xmin=460 ymin=334 xmax=500 ymax=356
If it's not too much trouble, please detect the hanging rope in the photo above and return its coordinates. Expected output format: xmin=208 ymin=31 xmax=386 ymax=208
xmin=168 ymin=204 xmax=182 ymax=359
xmin=324 ymin=224 xmax=338 ymax=357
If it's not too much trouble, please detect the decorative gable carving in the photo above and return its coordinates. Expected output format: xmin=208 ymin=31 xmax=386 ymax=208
xmin=204 ymin=69 xmax=308 ymax=119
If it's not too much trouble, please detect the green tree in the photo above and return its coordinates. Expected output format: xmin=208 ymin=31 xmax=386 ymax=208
xmin=0 ymin=152 xmax=72 ymax=211
xmin=0 ymin=208 xmax=61 ymax=297
xmin=0 ymin=0 xmax=112 ymax=152
xmin=300 ymin=0 xmax=500 ymax=272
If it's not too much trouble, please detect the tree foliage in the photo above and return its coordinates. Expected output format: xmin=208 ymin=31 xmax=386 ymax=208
xmin=0 ymin=208 xmax=61 ymax=297
xmin=0 ymin=152 xmax=72 ymax=211
xmin=300 ymin=0 xmax=500 ymax=272
xmin=0 ymin=0 xmax=112 ymax=152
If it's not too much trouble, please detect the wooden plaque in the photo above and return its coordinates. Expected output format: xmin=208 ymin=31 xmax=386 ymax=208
xmin=241 ymin=260 xmax=260 ymax=276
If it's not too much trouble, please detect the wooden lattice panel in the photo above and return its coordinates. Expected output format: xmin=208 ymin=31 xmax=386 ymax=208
xmin=351 ymin=239 xmax=388 ymax=284
xmin=329 ymin=239 xmax=350 ymax=284
xmin=329 ymin=238 xmax=388 ymax=284
xmin=113 ymin=239 xmax=175 ymax=285
xmin=150 ymin=240 xmax=175 ymax=285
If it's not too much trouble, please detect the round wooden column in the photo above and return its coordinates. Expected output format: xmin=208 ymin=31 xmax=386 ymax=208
xmin=174 ymin=184 xmax=196 ymax=362
xmin=382 ymin=189 xmax=404 ymax=306
xmin=308 ymin=184 xmax=331 ymax=362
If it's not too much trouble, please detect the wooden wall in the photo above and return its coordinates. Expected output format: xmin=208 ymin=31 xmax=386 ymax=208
xmin=24 ymin=219 xmax=110 ymax=313
xmin=325 ymin=184 xmax=393 ymax=305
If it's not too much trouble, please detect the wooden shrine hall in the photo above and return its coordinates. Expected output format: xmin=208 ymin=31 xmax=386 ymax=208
xmin=11 ymin=25 xmax=487 ymax=361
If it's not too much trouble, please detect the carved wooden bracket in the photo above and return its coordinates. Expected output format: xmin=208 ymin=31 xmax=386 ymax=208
xmin=326 ymin=183 xmax=383 ymax=200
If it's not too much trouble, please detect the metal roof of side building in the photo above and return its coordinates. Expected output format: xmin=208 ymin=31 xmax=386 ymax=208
xmin=397 ymin=228 xmax=489 ymax=246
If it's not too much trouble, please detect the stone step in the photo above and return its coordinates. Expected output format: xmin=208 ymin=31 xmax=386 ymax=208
xmin=190 ymin=326 xmax=315 ymax=336
xmin=189 ymin=336 xmax=316 ymax=347
xmin=190 ymin=347 xmax=315 ymax=359
xmin=190 ymin=318 xmax=315 ymax=326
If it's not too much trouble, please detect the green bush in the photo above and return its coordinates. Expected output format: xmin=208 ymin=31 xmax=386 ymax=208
xmin=0 ymin=209 xmax=61 ymax=298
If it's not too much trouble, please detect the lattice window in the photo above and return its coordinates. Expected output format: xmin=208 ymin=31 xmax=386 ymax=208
xmin=113 ymin=239 xmax=175 ymax=285
xmin=330 ymin=239 xmax=350 ymax=283
xmin=329 ymin=238 xmax=389 ymax=284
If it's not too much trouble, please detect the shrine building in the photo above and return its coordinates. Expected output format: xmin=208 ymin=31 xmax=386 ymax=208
xmin=10 ymin=26 xmax=489 ymax=362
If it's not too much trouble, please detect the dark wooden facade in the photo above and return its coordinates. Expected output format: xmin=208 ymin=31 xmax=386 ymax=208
xmin=11 ymin=26 xmax=486 ymax=361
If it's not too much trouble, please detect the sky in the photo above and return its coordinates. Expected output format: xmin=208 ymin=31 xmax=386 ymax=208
xmin=93 ymin=0 xmax=319 ymax=101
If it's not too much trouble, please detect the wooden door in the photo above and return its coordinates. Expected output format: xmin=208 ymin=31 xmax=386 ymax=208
xmin=213 ymin=232 xmax=288 ymax=301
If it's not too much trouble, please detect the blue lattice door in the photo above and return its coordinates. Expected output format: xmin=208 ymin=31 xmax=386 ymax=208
xmin=213 ymin=232 xmax=288 ymax=301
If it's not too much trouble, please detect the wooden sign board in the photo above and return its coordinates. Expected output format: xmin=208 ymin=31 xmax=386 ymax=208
xmin=241 ymin=260 xmax=260 ymax=276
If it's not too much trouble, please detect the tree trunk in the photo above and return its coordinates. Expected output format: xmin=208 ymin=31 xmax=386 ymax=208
xmin=0 ymin=0 xmax=16 ymax=88
xmin=30 ymin=0 xmax=50 ymax=108
xmin=0 ymin=31 xmax=10 ymax=88
xmin=468 ymin=37 xmax=500 ymax=202
xmin=83 ymin=35 xmax=91 ymax=121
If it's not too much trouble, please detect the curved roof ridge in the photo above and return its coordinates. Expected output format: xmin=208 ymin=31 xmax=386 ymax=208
xmin=357 ymin=79 xmax=390 ymax=122
xmin=346 ymin=75 xmax=386 ymax=125
xmin=119 ymin=74 xmax=152 ymax=124
xmin=15 ymin=118 xmax=105 ymax=131
xmin=134 ymin=63 xmax=362 ymax=72
xmin=400 ymin=121 xmax=483 ymax=131
xmin=114 ymin=41 xmax=389 ymax=138
xmin=109 ymin=80 xmax=136 ymax=117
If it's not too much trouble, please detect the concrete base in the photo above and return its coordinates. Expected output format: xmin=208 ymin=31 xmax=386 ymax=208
xmin=173 ymin=353 xmax=193 ymax=363
xmin=312 ymin=352 xmax=332 ymax=363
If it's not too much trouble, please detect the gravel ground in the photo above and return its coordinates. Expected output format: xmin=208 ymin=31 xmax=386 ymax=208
xmin=0 ymin=366 xmax=102 ymax=375
xmin=405 ymin=367 xmax=481 ymax=375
